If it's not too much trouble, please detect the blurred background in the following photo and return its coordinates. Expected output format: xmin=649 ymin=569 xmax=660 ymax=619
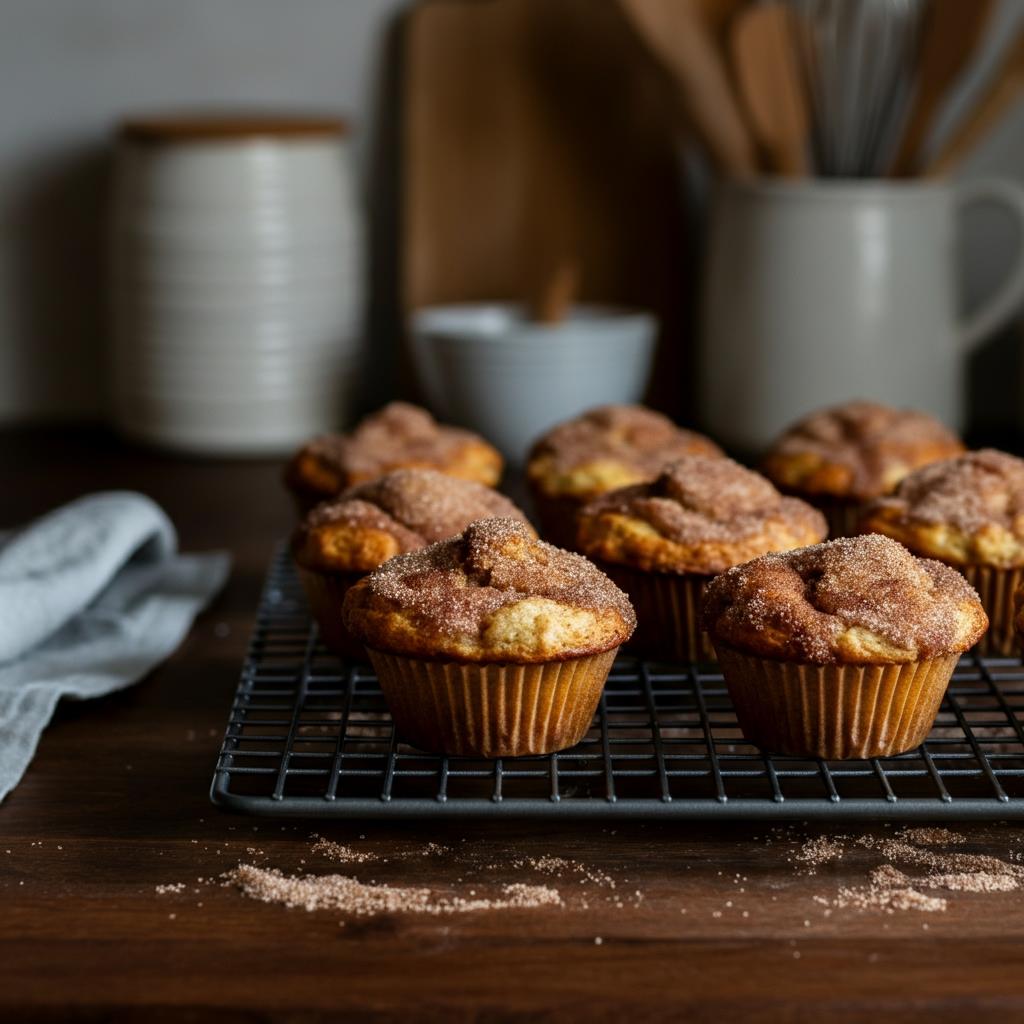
xmin=3 ymin=0 xmax=1024 ymax=454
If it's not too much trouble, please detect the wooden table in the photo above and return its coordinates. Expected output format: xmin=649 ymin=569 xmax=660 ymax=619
xmin=3 ymin=427 xmax=1024 ymax=1023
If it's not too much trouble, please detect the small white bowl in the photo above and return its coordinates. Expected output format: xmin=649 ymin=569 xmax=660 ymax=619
xmin=410 ymin=303 xmax=656 ymax=463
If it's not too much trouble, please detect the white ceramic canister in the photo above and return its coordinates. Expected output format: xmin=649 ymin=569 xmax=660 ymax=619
xmin=109 ymin=114 xmax=364 ymax=454
xmin=699 ymin=178 xmax=1024 ymax=453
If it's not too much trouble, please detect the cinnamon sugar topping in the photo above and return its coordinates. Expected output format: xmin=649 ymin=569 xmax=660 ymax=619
xmin=343 ymin=518 xmax=636 ymax=659
xmin=295 ymin=469 xmax=529 ymax=566
xmin=763 ymin=401 xmax=964 ymax=500
xmin=527 ymin=405 xmax=722 ymax=485
xmin=867 ymin=449 xmax=1024 ymax=537
xmin=702 ymin=534 xmax=987 ymax=663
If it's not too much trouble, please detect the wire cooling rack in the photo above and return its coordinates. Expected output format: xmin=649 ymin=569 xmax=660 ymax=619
xmin=211 ymin=545 xmax=1024 ymax=819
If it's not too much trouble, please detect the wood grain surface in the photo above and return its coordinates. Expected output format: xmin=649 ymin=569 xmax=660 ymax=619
xmin=4 ymin=427 xmax=1024 ymax=1023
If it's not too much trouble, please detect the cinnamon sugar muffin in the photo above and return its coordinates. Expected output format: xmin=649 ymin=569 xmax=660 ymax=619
xmin=860 ymin=449 xmax=1024 ymax=656
xmin=342 ymin=518 xmax=635 ymax=756
xmin=525 ymin=405 xmax=723 ymax=548
xmin=576 ymin=455 xmax=826 ymax=661
xmin=762 ymin=401 xmax=964 ymax=538
xmin=703 ymin=534 xmax=987 ymax=759
xmin=292 ymin=469 xmax=531 ymax=657
xmin=284 ymin=402 xmax=503 ymax=511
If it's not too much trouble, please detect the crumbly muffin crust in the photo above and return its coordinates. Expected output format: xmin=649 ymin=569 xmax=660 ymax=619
xmin=291 ymin=469 xmax=531 ymax=573
xmin=285 ymin=402 xmax=503 ymax=503
xmin=526 ymin=404 xmax=723 ymax=501
xmin=342 ymin=518 xmax=636 ymax=662
xmin=702 ymin=534 xmax=987 ymax=664
xmin=575 ymin=455 xmax=827 ymax=575
xmin=762 ymin=401 xmax=964 ymax=502
xmin=860 ymin=449 xmax=1024 ymax=568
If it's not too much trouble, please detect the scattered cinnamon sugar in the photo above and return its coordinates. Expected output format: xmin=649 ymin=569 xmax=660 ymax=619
xmin=794 ymin=836 xmax=846 ymax=871
xmin=225 ymin=864 xmax=563 ymax=916
xmin=310 ymin=835 xmax=450 ymax=865
xmin=800 ymin=826 xmax=1024 ymax=915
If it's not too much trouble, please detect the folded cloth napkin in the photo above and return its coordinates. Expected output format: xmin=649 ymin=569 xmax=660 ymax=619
xmin=0 ymin=492 xmax=230 ymax=801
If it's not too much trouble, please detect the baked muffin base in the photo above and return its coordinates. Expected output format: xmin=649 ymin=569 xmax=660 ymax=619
xmin=714 ymin=643 xmax=959 ymax=759
xmin=598 ymin=561 xmax=714 ymax=663
xmin=366 ymin=648 xmax=618 ymax=757
xmin=295 ymin=566 xmax=366 ymax=660
xmin=961 ymin=564 xmax=1023 ymax=657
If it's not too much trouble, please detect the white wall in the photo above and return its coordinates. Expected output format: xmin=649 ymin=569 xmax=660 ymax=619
xmin=0 ymin=0 xmax=405 ymax=424
xmin=1 ymin=0 xmax=1023 ymax=426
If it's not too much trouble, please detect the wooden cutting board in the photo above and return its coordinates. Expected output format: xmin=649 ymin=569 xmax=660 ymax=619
xmin=400 ymin=0 xmax=696 ymax=418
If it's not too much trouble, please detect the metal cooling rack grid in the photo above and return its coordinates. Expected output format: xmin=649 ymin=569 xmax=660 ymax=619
xmin=211 ymin=545 xmax=1024 ymax=819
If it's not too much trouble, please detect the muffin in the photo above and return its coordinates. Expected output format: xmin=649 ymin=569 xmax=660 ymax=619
xmin=284 ymin=402 xmax=503 ymax=512
xmin=292 ymin=469 xmax=532 ymax=657
xmin=342 ymin=518 xmax=636 ymax=757
xmin=860 ymin=449 xmax=1024 ymax=656
xmin=525 ymin=404 xmax=723 ymax=548
xmin=702 ymin=534 xmax=987 ymax=759
xmin=575 ymin=454 xmax=827 ymax=661
xmin=761 ymin=400 xmax=964 ymax=538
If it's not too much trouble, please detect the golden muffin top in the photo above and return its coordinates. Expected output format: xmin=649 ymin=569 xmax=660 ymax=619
xmin=526 ymin=404 xmax=723 ymax=501
xmin=342 ymin=518 xmax=636 ymax=663
xmin=761 ymin=400 xmax=964 ymax=502
xmin=860 ymin=449 xmax=1024 ymax=568
xmin=702 ymin=534 xmax=987 ymax=665
xmin=291 ymin=468 xmax=532 ymax=573
xmin=575 ymin=454 xmax=827 ymax=575
xmin=284 ymin=402 xmax=503 ymax=505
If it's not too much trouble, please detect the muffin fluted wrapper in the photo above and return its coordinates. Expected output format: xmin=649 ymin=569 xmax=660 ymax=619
xmin=814 ymin=498 xmax=864 ymax=540
xmin=529 ymin=487 xmax=586 ymax=551
xmin=295 ymin=565 xmax=366 ymax=659
xmin=714 ymin=644 xmax=959 ymax=759
xmin=960 ymin=564 xmax=1023 ymax=657
xmin=599 ymin=561 xmax=714 ymax=663
xmin=366 ymin=648 xmax=618 ymax=757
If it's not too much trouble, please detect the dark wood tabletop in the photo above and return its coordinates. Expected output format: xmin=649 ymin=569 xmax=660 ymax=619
xmin=4 ymin=426 xmax=1024 ymax=1024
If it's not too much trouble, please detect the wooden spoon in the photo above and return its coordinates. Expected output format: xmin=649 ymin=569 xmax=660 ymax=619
xmin=926 ymin=29 xmax=1024 ymax=177
xmin=891 ymin=0 xmax=996 ymax=176
xmin=528 ymin=259 xmax=579 ymax=325
xmin=730 ymin=2 xmax=809 ymax=177
xmin=618 ymin=0 xmax=758 ymax=177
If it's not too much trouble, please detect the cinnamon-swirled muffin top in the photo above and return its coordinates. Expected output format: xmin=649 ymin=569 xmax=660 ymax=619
xmin=342 ymin=518 xmax=636 ymax=662
xmin=762 ymin=401 xmax=965 ymax=502
xmin=526 ymin=404 xmax=723 ymax=501
xmin=861 ymin=449 xmax=1024 ymax=568
xmin=285 ymin=402 xmax=503 ymax=506
xmin=702 ymin=534 xmax=987 ymax=664
xmin=291 ymin=468 xmax=532 ymax=573
xmin=576 ymin=455 xmax=827 ymax=575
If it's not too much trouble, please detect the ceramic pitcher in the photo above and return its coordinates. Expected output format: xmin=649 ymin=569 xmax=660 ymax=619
xmin=699 ymin=178 xmax=1024 ymax=452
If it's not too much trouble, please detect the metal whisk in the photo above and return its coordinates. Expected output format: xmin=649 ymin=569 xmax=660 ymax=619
xmin=788 ymin=0 xmax=929 ymax=177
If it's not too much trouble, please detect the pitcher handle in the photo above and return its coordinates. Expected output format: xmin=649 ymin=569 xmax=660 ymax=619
xmin=957 ymin=178 xmax=1024 ymax=352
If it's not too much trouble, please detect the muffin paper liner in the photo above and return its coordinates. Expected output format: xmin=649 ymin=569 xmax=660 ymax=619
xmin=366 ymin=648 xmax=618 ymax=757
xmin=295 ymin=565 xmax=366 ymax=659
xmin=599 ymin=562 xmax=714 ymax=663
xmin=960 ymin=564 xmax=1024 ymax=657
xmin=528 ymin=488 xmax=586 ymax=551
xmin=714 ymin=644 xmax=960 ymax=759
xmin=812 ymin=498 xmax=864 ymax=540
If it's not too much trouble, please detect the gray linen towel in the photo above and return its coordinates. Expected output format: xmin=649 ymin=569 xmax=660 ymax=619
xmin=0 ymin=491 xmax=230 ymax=800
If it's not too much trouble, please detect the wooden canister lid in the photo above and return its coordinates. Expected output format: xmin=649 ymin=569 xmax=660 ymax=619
xmin=119 ymin=111 xmax=350 ymax=144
